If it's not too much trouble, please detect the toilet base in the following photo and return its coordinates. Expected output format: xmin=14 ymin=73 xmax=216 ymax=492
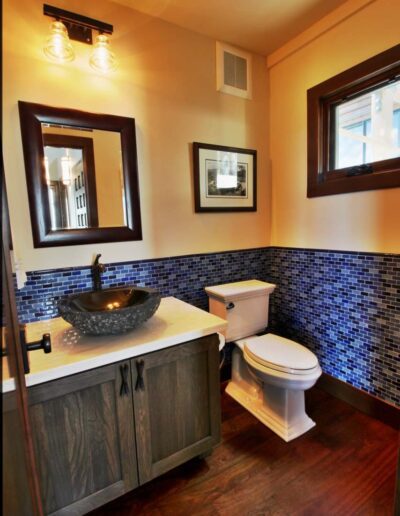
xmin=225 ymin=378 xmax=316 ymax=442
xmin=225 ymin=346 xmax=315 ymax=442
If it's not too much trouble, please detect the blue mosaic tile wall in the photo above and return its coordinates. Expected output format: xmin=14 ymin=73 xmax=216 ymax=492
xmin=15 ymin=248 xmax=268 ymax=323
xmin=266 ymin=247 xmax=400 ymax=407
xmin=14 ymin=246 xmax=399 ymax=406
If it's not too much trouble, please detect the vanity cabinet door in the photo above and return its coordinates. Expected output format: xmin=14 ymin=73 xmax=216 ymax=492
xmin=132 ymin=334 xmax=221 ymax=484
xmin=28 ymin=361 xmax=138 ymax=515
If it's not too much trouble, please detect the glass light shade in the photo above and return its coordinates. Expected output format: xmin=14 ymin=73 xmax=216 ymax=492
xmin=43 ymin=21 xmax=75 ymax=63
xmin=89 ymin=34 xmax=117 ymax=73
xmin=61 ymin=156 xmax=72 ymax=185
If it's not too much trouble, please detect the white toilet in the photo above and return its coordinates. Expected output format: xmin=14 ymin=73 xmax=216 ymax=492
xmin=206 ymin=279 xmax=322 ymax=442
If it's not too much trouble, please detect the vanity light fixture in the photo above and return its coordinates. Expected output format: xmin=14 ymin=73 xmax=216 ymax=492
xmin=43 ymin=4 xmax=115 ymax=72
xmin=90 ymin=33 xmax=117 ymax=74
xmin=43 ymin=19 xmax=75 ymax=63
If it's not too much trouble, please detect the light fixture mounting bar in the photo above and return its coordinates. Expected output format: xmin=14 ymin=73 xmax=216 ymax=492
xmin=43 ymin=4 xmax=113 ymax=42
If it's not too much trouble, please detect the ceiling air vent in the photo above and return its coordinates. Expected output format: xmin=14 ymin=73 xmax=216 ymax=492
xmin=216 ymin=42 xmax=252 ymax=99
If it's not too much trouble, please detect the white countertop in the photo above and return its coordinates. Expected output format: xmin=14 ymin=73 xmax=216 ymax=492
xmin=2 ymin=297 xmax=227 ymax=393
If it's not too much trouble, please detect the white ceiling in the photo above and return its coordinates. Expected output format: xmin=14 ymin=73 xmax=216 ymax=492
xmin=112 ymin=0 xmax=350 ymax=56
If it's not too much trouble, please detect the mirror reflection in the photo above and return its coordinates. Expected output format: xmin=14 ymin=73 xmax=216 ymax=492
xmin=42 ymin=124 xmax=127 ymax=230
xmin=18 ymin=101 xmax=142 ymax=247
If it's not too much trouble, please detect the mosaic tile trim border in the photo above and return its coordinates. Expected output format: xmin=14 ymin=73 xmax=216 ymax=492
xmin=266 ymin=247 xmax=400 ymax=407
xmin=14 ymin=246 xmax=399 ymax=406
xmin=15 ymin=248 xmax=269 ymax=323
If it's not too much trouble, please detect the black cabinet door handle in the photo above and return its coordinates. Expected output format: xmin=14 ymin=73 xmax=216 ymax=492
xmin=26 ymin=333 xmax=52 ymax=353
xmin=20 ymin=329 xmax=52 ymax=374
xmin=119 ymin=364 xmax=130 ymax=397
xmin=135 ymin=360 xmax=145 ymax=391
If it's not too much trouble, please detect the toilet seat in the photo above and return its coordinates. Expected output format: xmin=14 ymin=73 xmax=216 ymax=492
xmin=243 ymin=333 xmax=320 ymax=376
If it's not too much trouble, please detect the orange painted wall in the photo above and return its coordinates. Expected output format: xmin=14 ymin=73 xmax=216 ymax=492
xmin=3 ymin=0 xmax=270 ymax=271
xmin=268 ymin=0 xmax=400 ymax=253
xmin=4 ymin=0 xmax=398 ymax=275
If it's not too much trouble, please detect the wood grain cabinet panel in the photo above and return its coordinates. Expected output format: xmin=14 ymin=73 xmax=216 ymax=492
xmin=131 ymin=334 xmax=221 ymax=484
xmin=26 ymin=334 xmax=222 ymax=514
xmin=28 ymin=361 xmax=138 ymax=515
xmin=2 ymin=394 xmax=36 ymax=516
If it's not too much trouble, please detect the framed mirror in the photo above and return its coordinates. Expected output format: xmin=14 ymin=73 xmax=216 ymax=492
xmin=18 ymin=101 xmax=142 ymax=247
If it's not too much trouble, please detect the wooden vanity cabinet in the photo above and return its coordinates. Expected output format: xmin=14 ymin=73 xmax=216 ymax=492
xmin=27 ymin=333 xmax=221 ymax=514
xmin=132 ymin=334 xmax=221 ymax=484
xmin=27 ymin=360 xmax=138 ymax=516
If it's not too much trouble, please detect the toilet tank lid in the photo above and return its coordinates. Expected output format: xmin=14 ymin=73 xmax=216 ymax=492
xmin=205 ymin=280 xmax=276 ymax=302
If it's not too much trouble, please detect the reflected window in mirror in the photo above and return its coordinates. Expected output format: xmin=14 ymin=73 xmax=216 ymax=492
xmin=43 ymin=133 xmax=98 ymax=230
xmin=18 ymin=102 xmax=142 ymax=247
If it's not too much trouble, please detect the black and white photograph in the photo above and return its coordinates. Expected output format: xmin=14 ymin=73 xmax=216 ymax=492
xmin=193 ymin=142 xmax=256 ymax=212
xmin=205 ymin=159 xmax=248 ymax=198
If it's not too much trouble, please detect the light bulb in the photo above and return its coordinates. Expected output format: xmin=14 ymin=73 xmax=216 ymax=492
xmin=89 ymin=34 xmax=116 ymax=73
xmin=43 ymin=20 xmax=75 ymax=63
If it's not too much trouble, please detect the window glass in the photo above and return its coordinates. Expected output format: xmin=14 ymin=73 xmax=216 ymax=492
xmin=336 ymin=121 xmax=367 ymax=169
xmin=393 ymin=108 xmax=400 ymax=147
xmin=334 ymin=80 xmax=400 ymax=170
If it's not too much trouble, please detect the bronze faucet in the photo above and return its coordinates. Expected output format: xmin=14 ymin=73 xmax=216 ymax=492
xmin=92 ymin=254 xmax=105 ymax=291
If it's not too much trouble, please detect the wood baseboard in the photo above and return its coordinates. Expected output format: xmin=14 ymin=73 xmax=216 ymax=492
xmin=317 ymin=373 xmax=399 ymax=430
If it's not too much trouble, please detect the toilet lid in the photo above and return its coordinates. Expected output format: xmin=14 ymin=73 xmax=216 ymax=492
xmin=243 ymin=334 xmax=319 ymax=374
xmin=205 ymin=280 xmax=276 ymax=302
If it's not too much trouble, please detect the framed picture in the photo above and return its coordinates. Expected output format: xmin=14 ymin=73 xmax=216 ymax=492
xmin=193 ymin=142 xmax=257 ymax=212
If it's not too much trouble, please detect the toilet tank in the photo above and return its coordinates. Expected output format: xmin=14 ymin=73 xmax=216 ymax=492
xmin=205 ymin=280 xmax=276 ymax=342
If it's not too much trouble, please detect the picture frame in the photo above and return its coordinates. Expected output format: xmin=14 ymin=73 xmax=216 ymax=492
xmin=193 ymin=142 xmax=257 ymax=212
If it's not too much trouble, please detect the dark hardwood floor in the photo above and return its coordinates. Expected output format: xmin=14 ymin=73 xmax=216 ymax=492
xmin=90 ymin=386 xmax=399 ymax=516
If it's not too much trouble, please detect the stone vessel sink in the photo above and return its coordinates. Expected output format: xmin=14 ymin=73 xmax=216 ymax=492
xmin=58 ymin=287 xmax=161 ymax=336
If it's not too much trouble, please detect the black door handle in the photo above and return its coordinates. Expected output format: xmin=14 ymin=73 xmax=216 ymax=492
xmin=20 ymin=329 xmax=52 ymax=374
xmin=26 ymin=333 xmax=52 ymax=354
xmin=119 ymin=364 xmax=130 ymax=397
xmin=135 ymin=360 xmax=145 ymax=391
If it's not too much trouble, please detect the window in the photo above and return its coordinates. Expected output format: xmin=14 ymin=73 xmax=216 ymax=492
xmin=394 ymin=109 xmax=400 ymax=147
xmin=307 ymin=44 xmax=400 ymax=197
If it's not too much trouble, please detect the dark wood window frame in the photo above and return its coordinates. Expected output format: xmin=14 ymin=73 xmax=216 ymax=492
xmin=307 ymin=44 xmax=400 ymax=197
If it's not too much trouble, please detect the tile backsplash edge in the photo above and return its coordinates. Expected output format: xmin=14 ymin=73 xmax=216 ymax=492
xmin=13 ymin=246 xmax=399 ymax=407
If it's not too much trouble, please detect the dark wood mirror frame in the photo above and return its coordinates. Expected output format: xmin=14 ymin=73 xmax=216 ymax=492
xmin=18 ymin=101 xmax=143 ymax=247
